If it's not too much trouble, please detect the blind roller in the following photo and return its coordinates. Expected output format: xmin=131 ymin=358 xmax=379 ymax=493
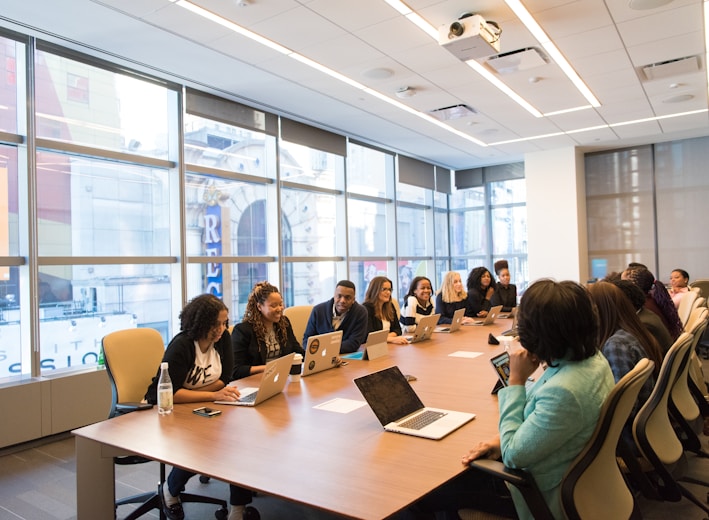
xmin=435 ymin=166 xmax=451 ymax=194
xmin=455 ymin=168 xmax=484 ymax=189
xmin=485 ymin=162 xmax=524 ymax=182
xmin=398 ymin=155 xmax=434 ymax=190
xmin=280 ymin=118 xmax=346 ymax=156
xmin=185 ymin=89 xmax=277 ymax=136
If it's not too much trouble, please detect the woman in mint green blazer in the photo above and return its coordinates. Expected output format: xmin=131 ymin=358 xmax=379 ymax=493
xmin=403 ymin=279 xmax=615 ymax=520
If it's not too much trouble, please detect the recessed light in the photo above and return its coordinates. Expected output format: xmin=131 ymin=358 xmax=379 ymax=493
xmin=362 ymin=67 xmax=394 ymax=80
xmin=628 ymin=0 xmax=674 ymax=11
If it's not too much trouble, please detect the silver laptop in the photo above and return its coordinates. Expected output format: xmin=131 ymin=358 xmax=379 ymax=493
xmin=302 ymin=330 xmax=344 ymax=377
xmin=354 ymin=366 xmax=476 ymax=440
xmin=470 ymin=305 xmax=503 ymax=326
xmin=341 ymin=330 xmax=389 ymax=361
xmin=404 ymin=313 xmax=441 ymax=343
xmin=501 ymin=309 xmax=519 ymax=337
xmin=215 ymin=353 xmax=294 ymax=406
xmin=498 ymin=306 xmax=517 ymax=320
xmin=434 ymin=308 xmax=465 ymax=333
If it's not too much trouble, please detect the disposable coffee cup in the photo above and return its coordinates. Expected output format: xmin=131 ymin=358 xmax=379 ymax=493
xmin=290 ymin=353 xmax=303 ymax=382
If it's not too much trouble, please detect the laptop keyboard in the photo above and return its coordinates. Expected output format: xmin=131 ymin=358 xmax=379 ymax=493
xmin=238 ymin=392 xmax=257 ymax=404
xmin=398 ymin=410 xmax=446 ymax=430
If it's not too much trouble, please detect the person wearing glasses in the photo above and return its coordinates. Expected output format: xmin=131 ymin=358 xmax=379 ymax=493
xmin=144 ymin=294 xmax=258 ymax=520
xmin=363 ymin=276 xmax=409 ymax=345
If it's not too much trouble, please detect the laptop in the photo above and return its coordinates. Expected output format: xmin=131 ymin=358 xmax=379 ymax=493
xmin=404 ymin=313 xmax=441 ymax=343
xmin=302 ymin=330 xmax=344 ymax=377
xmin=469 ymin=305 xmax=503 ymax=326
xmin=215 ymin=353 xmax=294 ymax=406
xmin=341 ymin=330 xmax=390 ymax=361
xmin=434 ymin=308 xmax=465 ymax=333
xmin=489 ymin=351 xmax=535 ymax=394
xmin=354 ymin=365 xmax=476 ymax=440
xmin=501 ymin=309 xmax=519 ymax=337
xmin=498 ymin=306 xmax=517 ymax=320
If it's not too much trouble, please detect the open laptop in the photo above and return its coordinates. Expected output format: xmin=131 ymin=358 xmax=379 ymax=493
xmin=302 ymin=330 xmax=344 ymax=377
xmin=404 ymin=313 xmax=441 ymax=343
xmin=354 ymin=365 xmax=475 ymax=440
xmin=215 ymin=353 xmax=294 ymax=406
xmin=341 ymin=329 xmax=390 ymax=361
xmin=469 ymin=305 xmax=503 ymax=326
xmin=501 ymin=309 xmax=519 ymax=337
xmin=498 ymin=306 xmax=517 ymax=320
xmin=434 ymin=307 xmax=465 ymax=333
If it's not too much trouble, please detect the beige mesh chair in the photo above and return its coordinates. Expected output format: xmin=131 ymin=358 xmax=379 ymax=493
xmin=631 ymin=333 xmax=709 ymax=516
xmin=692 ymin=279 xmax=709 ymax=299
xmin=283 ymin=305 xmax=313 ymax=345
xmin=103 ymin=328 xmax=227 ymax=520
xmin=678 ymin=290 xmax=699 ymax=329
xmin=469 ymin=358 xmax=653 ymax=520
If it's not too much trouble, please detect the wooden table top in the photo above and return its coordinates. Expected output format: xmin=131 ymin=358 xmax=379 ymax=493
xmin=74 ymin=319 xmax=516 ymax=519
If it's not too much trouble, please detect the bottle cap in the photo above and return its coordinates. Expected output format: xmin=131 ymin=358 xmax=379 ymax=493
xmin=161 ymin=362 xmax=168 ymax=369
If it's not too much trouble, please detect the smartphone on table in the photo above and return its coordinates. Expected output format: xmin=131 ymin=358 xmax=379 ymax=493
xmin=193 ymin=407 xmax=221 ymax=417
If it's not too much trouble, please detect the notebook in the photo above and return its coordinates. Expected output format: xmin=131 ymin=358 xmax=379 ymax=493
xmin=489 ymin=351 xmax=535 ymax=394
xmin=302 ymin=330 xmax=344 ymax=377
xmin=403 ymin=313 xmax=441 ymax=343
xmin=215 ymin=353 xmax=294 ymax=406
xmin=469 ymin=305 xmax=503 ymax=326
xmin=498 ymin=306 xmax=517 ymax=320
xmin=354 ymin=365 xmax=475 ymax=440
xmin=341 ymin=330 xmax=390 ymax=361
xmin=434 ymin=308 xmax=465 ymax=333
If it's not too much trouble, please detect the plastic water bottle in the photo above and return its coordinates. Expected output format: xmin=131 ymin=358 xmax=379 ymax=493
xmin=157 ymin=362 xmax=173 ymax=415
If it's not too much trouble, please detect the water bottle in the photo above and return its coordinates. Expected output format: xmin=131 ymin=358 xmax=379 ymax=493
xmin=157 ymin=362 xmax=173 ymax=415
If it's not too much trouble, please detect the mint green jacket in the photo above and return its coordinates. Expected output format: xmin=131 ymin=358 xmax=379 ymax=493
xmin=498 ymin=351 xmax=614 ymax=520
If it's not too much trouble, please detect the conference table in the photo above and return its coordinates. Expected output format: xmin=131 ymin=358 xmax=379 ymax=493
xmin=73 ymin=318 xmax=517 ymax=519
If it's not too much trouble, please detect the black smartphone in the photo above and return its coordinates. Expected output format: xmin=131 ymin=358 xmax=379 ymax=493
xmin=193 ymin=407 xmax=221 ymax=417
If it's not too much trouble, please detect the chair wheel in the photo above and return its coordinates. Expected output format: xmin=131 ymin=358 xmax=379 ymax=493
xmin=215 ymin=506 xmax=228 ymax=520
xmin=199 ymin=475 xmax=210 ymax=483
xmin=245 ymin=506 xmax=260 ymax=520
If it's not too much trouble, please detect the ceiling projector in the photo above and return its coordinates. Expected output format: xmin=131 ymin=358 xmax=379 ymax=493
xmin=438 ymin=14 xmax=501 ymax=61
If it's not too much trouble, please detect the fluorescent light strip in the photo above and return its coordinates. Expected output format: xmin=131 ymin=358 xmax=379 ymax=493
xmin=465 ymin=60 xmax=542 ymax=117
xmin=489 ymin=108 xmax=709 ymax=145
xmin=705 ymin=1 xmax=709 ymax=99
xmin=173 ymin=0 xmax=487 ymax=147
xmin=544 ymin=105 xmax=593 ymax=117
xmin=504 ymin=0 xmax=600 ymax=107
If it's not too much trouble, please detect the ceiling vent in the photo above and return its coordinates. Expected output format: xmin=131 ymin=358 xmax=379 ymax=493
xmin=486 ymin=47 xmax=549 ymax=74
xmin=641 ymin=55 xmax=701 ymax=81
xmin=429 ymin=104 xmax=477 ymax=121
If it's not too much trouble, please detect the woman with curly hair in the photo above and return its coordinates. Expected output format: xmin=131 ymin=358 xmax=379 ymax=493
xmin=623 ymin=265 xmax=683 ymax=340
xmin=232 ymin=281 xmax=304 ymax=380
xmin=363 ymin=275 xmax=409 ymax=345
xmin=145 ymin=294 xmax=258 ymax=520
xmin=466 ymin=266 xmax=495 ymax=318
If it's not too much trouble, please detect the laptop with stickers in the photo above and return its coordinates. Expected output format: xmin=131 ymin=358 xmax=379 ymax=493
xmin=215 ymin=353 xmax=294 ymax=406
xmin=354 ymin=365 xmax=475 ymax=440
xmin=302 ymin=330 xmax=344 ymax=377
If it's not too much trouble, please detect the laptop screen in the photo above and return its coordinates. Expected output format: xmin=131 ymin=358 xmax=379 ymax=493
xmin=354 ymin=366 xmax=424 ymax=426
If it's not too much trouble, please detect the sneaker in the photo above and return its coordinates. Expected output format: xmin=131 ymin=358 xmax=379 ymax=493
xmin=159 ymin=482 xmax=185 ymax=520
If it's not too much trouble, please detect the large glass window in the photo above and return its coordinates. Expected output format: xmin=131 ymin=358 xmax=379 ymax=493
xmin=35 ymin=49 xmax=171 ymax=160
xmin=0 ymin=36 xmax=23 ymax=134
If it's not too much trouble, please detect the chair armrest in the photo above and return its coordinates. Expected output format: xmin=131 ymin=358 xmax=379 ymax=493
xmin=116 ymin=402 xmax=153 ymax=413
xmin=469 ymin=459 xmax=553 ymax=517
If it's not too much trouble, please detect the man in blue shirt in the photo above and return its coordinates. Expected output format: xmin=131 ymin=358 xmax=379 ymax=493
xmin=302 ymin=280 xmax=368 ymax=354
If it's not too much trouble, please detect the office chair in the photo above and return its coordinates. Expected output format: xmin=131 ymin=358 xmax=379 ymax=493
xmin=283 ymin=305 xmax=313 ymax=345
xmin=678 ymin=290 xmax=699 ymax=329
xmin=630 ymin=333 xmax=709 ymax=517
xmin=692 ymin=280 xmax=709 ymax=299
xmin=670 ymin=311 xmax=709 ymax=457
xmin=103 ymin=328 xmax=228 ymax=520
xmin=468 ymin=358 xmax=653 ymax=520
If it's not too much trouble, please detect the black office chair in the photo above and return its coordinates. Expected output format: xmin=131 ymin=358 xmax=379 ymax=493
xmin=469 ymin=358 xmax=654 ymax=519
xmin=103 ymin=328 xmax=228 ymax=520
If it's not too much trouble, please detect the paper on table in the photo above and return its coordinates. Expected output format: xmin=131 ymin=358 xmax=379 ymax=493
xmin=449 ymin=351 xmax=484 ymax=359
xmin=314 ymin=398 xmax=367 ymax=413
